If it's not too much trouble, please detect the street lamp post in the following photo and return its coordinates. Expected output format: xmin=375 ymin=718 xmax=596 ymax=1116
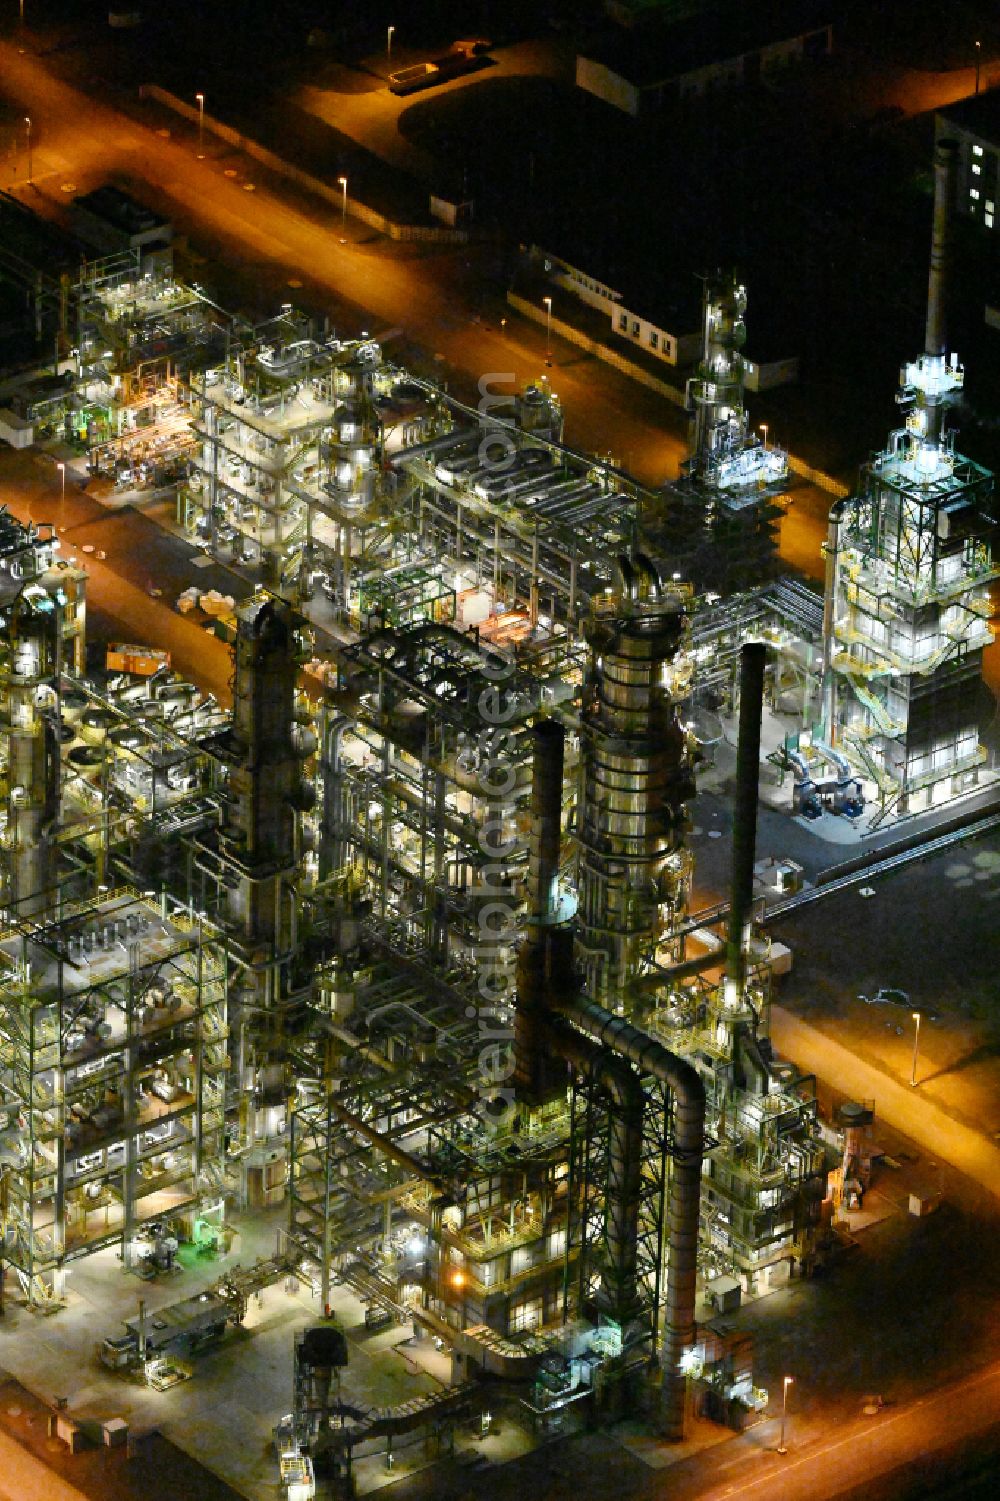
xmin=24 ymin=116 xmax=32 ymax=186
xmin=57 ymin=462 xmax=65 ymax=503
xmin=338 ymin=176 xmax=348 ymax=242
xmin=543 ymin=295 xmax=552 ymax=366
xmin=760 ymin=422 xmax=768 ymax=449
xmin=195 ymin=93 xmax=205 ymax=156
xmin=387 ymin=25 xmax=395 ymax=64
xmin=777 ymin=1375 xmax=793 ymax=1455
xmin=975 ymin=41 xmax=982 ymax=95
xmin=910 ymin=1011 xmax=922 ymax=1087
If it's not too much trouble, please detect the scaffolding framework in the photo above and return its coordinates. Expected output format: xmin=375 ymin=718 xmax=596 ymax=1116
xmin=828 ymin=426 xmax=997 ymax=816
xmin=0 ymin=889 xmax=227 ymax=1306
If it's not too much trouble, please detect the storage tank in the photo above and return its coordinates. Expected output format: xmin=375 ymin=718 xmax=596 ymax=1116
xmin=67 ymin=745 xmax=107 ymax=783
xmin=80 ymin=708 xmax=115 ymax=744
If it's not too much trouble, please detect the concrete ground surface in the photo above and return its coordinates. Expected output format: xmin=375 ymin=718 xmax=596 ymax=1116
xmin=774 ymin=1007 xmax=1000 ymax=1203
xmin=0 ymin=33 xmax=692 ymax=490
xmin=0 ymin=1201 xmax=453 ymax=1499
xmin=767 ymin=822 xmax=1000 ymax=1149
xmin=4 ymin=416 xmax=1000 ymax=1501
xmin=387 ymin=1101 xmax=1000 ymax=1499
xmin=2 ymin=22 xmax=1000 ymax=1501
xmin=2 ymin=1057 xmax=997 ymax=1501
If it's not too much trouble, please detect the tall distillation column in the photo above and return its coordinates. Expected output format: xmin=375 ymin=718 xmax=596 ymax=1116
xmin=576 ymin=556 xmax=694 ymax=1007
xmin=687 ymin=275 xmax=749 ymax=480
xmin=315 ymin=346 xmax=383 ymax=615
xmin=646 ymin=274 xmax=788 ymax=596
xmin=684 ymin=274 xmax=786 ymax=493
xmin=217 ymin=594 xmax=310 ymax=1195
xmin=0 ymin=515 xmax=84 ymax=918
xmin=0 ymin=586 xmax=60 ymax=918
xmin=822 ymin=140 xmax=997 ymax=813
xmin=514 ymin=714 xmax=705 ymax=1434
xmin=726 ymin=643 xmax=766 ymax=996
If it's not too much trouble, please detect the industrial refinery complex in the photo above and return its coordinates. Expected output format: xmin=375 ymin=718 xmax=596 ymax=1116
xmin=1 ymin=8 xmax=1000 ymax=1501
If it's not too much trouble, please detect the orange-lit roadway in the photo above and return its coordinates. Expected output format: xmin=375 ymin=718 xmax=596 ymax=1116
xmin=2 ymin=36 xmax=999 ymax=707
xmin=773 ymin=1005 xmax=1000 ymax=1205
xmin=669 ymin=1354 xmax=1000 ymax=1501
xmin=1 ymin=41 xmax=1000 ymax=1501
xmin=0 ymin=450 xmax=233 ymax=700
xmin=0 ymin=1429 xmax=89 ymax=1501
xmin=0 ymin=38 xmax=686 ymax=482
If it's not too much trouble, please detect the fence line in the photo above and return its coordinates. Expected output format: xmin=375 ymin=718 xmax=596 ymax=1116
xmin=139 ymin=84 xmax=468 ymax=245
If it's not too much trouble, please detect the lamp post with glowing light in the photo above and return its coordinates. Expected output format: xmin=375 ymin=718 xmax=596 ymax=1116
xmin=57 ymin=462 xmax=65 ymax=503
xmin=777 ymin=1375 xmax=793 ymax=1454
xmin=975 ymin=41 xmax=982 ymax=95
xmin=911 ymin=1011 xmax=922 ymax=1087
xmin=195 ymin=93 xmax=205 ymax=156
xmin=760 ymin=422 xmax=768 ymax=450
xmin=387 ymin=25 xmax=395 ymax=64
xmin=338 ymin=176 xmax=348 ymax=242
xmin=543 ymin=295 xmax=552 ymax=366
xmin=24 ymin=116 xmax=32 ymax=186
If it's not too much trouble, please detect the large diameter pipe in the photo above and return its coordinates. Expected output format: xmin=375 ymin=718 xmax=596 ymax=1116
xmin=726 ymin=643 xmax=766 ymax=992
xmin=326 ymin=1097 xmax=438 ymax=1185
xmin=626 ymin=951 xmax=724 ymax=1000
xmin=925 ymin=139 xmax=957 ymax=359
xmin=515 ymin=718 xmax=570 ymax=1101
xmin=553 ymin=997 xmax=705 ymax=1441
xmin=548 ymin=1020 xmax=644 ymax=1332
xmin=529 ymin=719 xmax=564 ymax=924
xmin=515 ymin=925 xmax=574 ymax=1099
xmin=821 ymin=497 xmax=850 ymax=743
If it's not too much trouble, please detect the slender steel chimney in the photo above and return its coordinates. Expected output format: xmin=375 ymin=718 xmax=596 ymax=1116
xmin=726 ymin=643 xmax=766 ymax=992
xmin=515 ymin=721 xmax=705 ymax=1438
xmin=514 ymin=718 xmax=572 ymax=1099
xmin=527 ymin=718 xmax=564 ymax=924
xmin=925 ymin=139 xmax=958 ymax=359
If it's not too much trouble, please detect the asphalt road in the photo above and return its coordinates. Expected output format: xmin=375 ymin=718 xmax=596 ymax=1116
xmin=773 ymin=1005 xmax=1000 ymax=1204
xmin=14 ymin=28 xmax=1000 ymax=717
xmin=1 ymin=33 xmax=873 ymax=679
xmin=388 ymin=1354 xmax=1000 ymax=1501
xmin=0 ymin=1430 xmax=86 ymax=1501
xmin=0 ymin=28 xmax=995 ymax=1501
xmin=688 ymin=1359 xmax=1000 ymax=1501
xmin=0 ymin=36 xmax=691 ymax=484
xmin=0 ymin=449 xmax=237 ymax=700
xmin=4 ymin=28 xmax=1000 ymax=712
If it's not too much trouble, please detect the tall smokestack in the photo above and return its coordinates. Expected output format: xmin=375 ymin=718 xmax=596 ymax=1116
xmin=514 ymin=718 xmax=573 ymax=1100
xmin=925 ymin=139 xmax=957 ymax=359
xmin=726 ymin=643 xmax=766 ymax=992
xmin=527 ymin=718 xmax=564 ymax=924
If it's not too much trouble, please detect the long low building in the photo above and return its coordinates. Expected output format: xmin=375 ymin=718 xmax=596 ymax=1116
xmin=577 ymin=0 xmax=833 ymax=117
